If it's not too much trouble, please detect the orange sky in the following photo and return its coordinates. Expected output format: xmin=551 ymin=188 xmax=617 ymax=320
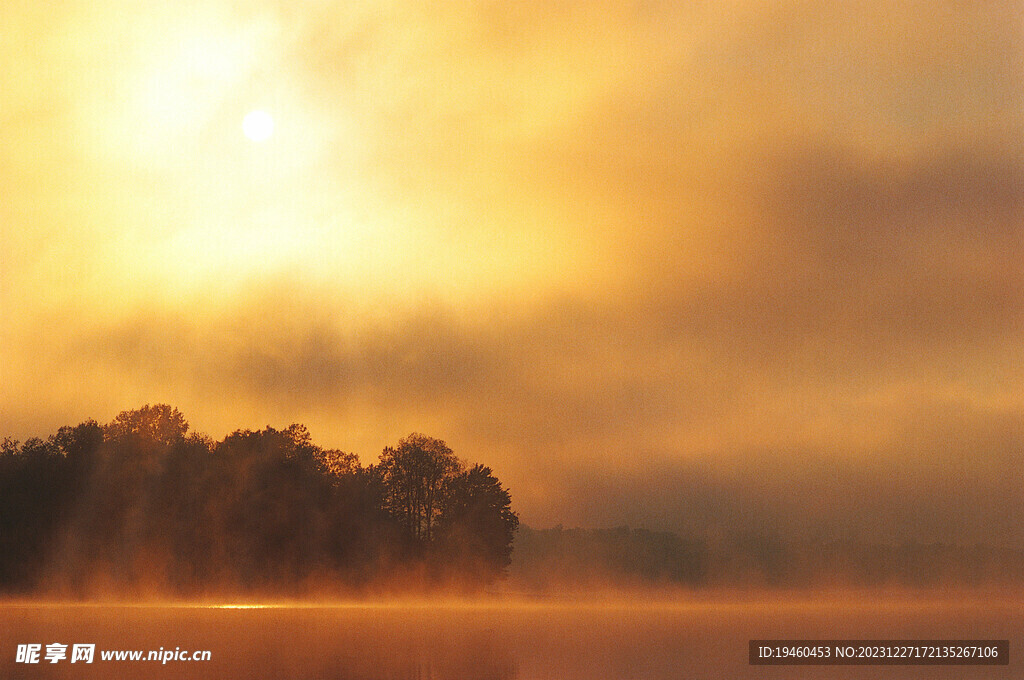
xmin=2 ymin=0 xmax=1021 ymax=544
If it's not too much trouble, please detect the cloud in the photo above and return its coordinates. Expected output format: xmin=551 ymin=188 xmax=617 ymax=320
xmin=1 ymin=0 xmax=1021 ymax=546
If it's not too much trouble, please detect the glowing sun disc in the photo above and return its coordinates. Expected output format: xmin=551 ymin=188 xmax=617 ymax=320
xmin=242 ymin=110 xmax=274 ymax=141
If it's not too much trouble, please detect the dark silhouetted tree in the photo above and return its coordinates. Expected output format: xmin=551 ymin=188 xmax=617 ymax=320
xmin=0 ymin=436 xmax=69 ymax=590
xmin=104 ymin=403 xmax=188 ymax=446
xmin=377 ymin=434 xmax=461 ymax=543
xmin=436 ymin=464 xmax=520 ymax=580
xmin=0 ymin=408 xmax=521 ymax=594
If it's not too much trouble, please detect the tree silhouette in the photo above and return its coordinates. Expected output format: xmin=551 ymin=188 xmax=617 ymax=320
xmin=377 ymin=433 xmax=461 ymax=543
xmin=0 ymin=435 xmax=69 ymax=590
xmin=0 ymin=408 xmax=520 ymax=595
xmin=437 ymin=464 xmax=520 ymax=579
xmin=104 ymin=403 xmax=188 ymax=446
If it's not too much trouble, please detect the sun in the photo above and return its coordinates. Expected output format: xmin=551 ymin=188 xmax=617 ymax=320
xmin=242 ymin=110 xmax=274 ymax=142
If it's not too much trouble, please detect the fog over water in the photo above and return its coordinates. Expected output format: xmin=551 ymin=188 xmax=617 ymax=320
xmin=2 ymin=0 xmax=1020 ymax=673
xmin=2 ymin=595 xmax=1020 ymax=679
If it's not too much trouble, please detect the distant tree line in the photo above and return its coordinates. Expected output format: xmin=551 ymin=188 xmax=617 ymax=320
xmin=509 ymin=526 xmax=1024 ymax=590
xmin=0 ymin=405 xmax=518 ymax=596
xmin=510 ymin=526 xmax=708 ymax=590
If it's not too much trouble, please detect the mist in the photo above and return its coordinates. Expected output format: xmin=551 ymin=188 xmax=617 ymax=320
xmin=2 ymin=405 xmax=1021 ymax=604
xmin=2 ymin=0 xmax=1021 ymax=553
xmin=0 ymin=406 xmax=523 ymax=600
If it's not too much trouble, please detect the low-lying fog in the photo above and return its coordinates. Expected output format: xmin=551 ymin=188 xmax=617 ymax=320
xmin=3 ymin=592 xmax=1020 ymax=680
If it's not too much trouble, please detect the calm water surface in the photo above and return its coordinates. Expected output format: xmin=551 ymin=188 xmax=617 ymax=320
xmin=2 ymin=595 xmax=1020 ymax=679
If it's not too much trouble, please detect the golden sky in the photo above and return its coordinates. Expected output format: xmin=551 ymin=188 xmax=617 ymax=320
xmin=2 ymin=0 xmax=1021 ymax=544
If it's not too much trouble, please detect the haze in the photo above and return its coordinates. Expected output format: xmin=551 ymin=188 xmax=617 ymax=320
xmin=1 ymin=1 xmax=1021 ymax=547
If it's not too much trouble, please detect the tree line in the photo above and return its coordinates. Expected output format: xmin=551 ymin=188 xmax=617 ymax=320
xmin=509 ymin=526 xmax=1024 ymax=590
xmin=0 ymin=405 xmax=518 ymax=596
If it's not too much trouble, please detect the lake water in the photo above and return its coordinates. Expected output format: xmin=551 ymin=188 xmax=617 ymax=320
xmin=1 ymin=594 xmax=1020 ymax=679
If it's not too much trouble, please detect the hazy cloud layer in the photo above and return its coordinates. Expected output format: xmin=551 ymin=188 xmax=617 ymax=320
xmin=1 ymin=1 xmax=1021 ymax=544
